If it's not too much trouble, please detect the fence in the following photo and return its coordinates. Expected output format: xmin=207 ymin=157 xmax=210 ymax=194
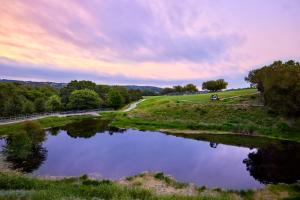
xmin=0 ymin=109 xmax=106 ymax=123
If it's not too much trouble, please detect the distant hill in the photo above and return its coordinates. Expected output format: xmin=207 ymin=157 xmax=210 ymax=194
xmin=0 ymin=79 xmax=162 ymax=93
xmin=125 ymin=85 xmax=162 ymax=93
xmin=0 ymin=79 xmax=67 ymax=89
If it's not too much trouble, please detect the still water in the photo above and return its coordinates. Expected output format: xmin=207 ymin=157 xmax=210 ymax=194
xmin=1 ymin=119 xmax=299 ymax=189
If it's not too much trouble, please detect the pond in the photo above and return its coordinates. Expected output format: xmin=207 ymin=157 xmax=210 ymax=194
xmin=0 ymin=119 xmax=300 ymax=190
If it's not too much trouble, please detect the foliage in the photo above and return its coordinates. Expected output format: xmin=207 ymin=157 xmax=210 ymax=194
xmin=202 ymin=79 xmax=228 ymax=92
xmin=23 ymin=100 xmax=35 ymax=114
xmin=59 ymin=80 xmax=97 ymax=106
xmin=183 ymin=84 xmax=198 ymax=92
xmin=0 ymin=83 xmax=57 ymax=116
xmin=245 ymin=60 xmax=300 ymax=116
xmin=111 ymin=86 xmax=131 ymax=103
xmin=128 ymin=89 xmax=143 ymax=101
xmin=34 ymin=97 xmax=46 ymax=113
xmin=107 ymin=88 xmax=125 ymax=109
xmin=46 ymin=95 xmax=61 ymax=111
xmin=67 ymin=89 xmax=102 ymax=110
xmin=161 ymin=87 xmax=175 ymax=95
xmin=0 ymin=80 xmax=143 ymax=116
xmin=161 ymin=84 xmax=199 ymax=95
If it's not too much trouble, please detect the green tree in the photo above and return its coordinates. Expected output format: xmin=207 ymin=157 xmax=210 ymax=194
xmin=34 ymin=97 xmax=46 ymax=113
xmin=183 ymin=84 xmax=198 ymax=93
xmin=161 ymin=87 xmax=174 ymax=95
xmin=46 ymin=95 xmax=61 ymax=111
xmin=23 ymin=100 xmax=35 ymax=114
xmin=67 ymin=89 xmax=102 ymax=110
xmin=3 ymin=96 xmax=25 ymax=116
xmin=245 ymin=60 xmax=300 ymax=116
xmin=202 ymin=79 xmax=228 ymax=92
xmin=173 ymin=85 xmax=183 ymax=93
xmin=111 ymin=86 xmax=130 ymax=103
xmin=128 ymin=89 xmax=143 ymax=101
xmin=60 ymin=80 xmax=97 ymax=107
xmin=107 ymin=88 xmax=125 ymax=109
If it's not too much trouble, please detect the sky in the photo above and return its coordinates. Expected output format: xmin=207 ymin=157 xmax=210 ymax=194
xmin=0 ymin=0 xmax=299 ymax=88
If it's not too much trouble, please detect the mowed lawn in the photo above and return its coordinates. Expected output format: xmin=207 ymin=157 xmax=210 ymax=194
xmin=109 ymin=88 xmax=300 ymax=142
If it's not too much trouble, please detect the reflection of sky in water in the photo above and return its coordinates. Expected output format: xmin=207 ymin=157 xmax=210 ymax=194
xmin=27 ymin=129 xmax=262 ymax=189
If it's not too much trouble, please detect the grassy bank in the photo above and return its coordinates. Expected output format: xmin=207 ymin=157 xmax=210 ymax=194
xmin=0 ymin=172 xmax=299 ymax=200
xmin=103 ymin=89 xmax=300 ymax=142
xmin=0 ymin=115 xmax=98 ymax=137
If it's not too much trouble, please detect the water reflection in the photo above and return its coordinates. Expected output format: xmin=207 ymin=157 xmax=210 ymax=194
xmin=0 ymin=119 xmax=299 ymax=189
xmin=2 ymin=121 xmax=47 ymax=173
xmin=209 ymin=142 xmax=218 ymax=148
xmin=243 ymin=142 xmax=300 ymax=184
xmin=49 ymin=119 xmax=126 ymax=138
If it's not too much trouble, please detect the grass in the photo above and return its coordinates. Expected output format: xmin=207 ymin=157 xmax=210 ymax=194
xmin=0 ymin=115 xmax=98 ymax=137
xmin=103 ymin=88 xmax=300 ymax=142
xmin=0 ymin=172 xmax=299 ymax=200
xmin=154 ymin=172 xmax=188 ymax=189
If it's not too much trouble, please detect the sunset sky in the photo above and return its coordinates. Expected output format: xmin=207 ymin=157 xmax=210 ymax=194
xmin=0 ymin=0 xmax=299 ymax=88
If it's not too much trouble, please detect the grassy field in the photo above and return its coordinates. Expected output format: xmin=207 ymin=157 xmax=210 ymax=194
xmin=0 ymin=172 xmax=299 ymax=200
xmin=104 ymin=89 xmax=300 ymax=142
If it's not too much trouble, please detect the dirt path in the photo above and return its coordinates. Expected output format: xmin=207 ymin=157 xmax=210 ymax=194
xmin=123 ymin=99 xmax=145 ymax=112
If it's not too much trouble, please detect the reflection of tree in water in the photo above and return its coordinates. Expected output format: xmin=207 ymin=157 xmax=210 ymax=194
xmin=2 ymin=121 xmax=47 ymax=173
xmin=209 ymin=142 xmax=218 ymax=148
xmin=243 ymin=142 xmax=300 ymax=184
xmin=108 ymin=126 xmax=126 ymax=135
xmin=48 ymin=127 xmax=60 ymax=136
xmin=63 ymin=119 xmax=126 ymax=138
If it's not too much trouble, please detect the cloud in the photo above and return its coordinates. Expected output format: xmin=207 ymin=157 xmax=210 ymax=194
xmin=0 ymin=0 xmax=299 ymax=87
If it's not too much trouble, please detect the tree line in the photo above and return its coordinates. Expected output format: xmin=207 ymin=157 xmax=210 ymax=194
xmin=0 ymin=80 xmax=143 ymax=117
xmin=161 ymin=80 xmax=228 ymax=95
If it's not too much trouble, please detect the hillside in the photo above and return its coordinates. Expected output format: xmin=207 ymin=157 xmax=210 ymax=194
xmin=0 ymin=79 xmax=67 ymax=89
xmin=125 ymin=85 xmax=162 ymax=93
xmin=0 ymin=79 xmax=162 ymax=93
xmin=105 ymin=88 xmax=300 ymax=142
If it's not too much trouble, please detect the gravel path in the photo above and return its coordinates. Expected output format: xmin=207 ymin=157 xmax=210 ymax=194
xmin=123 ymin=99 xmax=145 ymax=112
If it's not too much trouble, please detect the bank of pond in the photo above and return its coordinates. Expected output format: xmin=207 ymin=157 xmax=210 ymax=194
xmin=0 ymin=118 xmax=299 ymax=193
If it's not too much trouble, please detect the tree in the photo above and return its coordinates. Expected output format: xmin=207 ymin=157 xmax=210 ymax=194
xmin=46 ymin=95 xmax=62 ymax=111
xmin=128 ymin=89 xmax=143 ymax=101
xmin=23 ymin=100 xmax=35 ymax=114
xmin=107 ymin=88 xmax=125 ymax=109
xmin=202 ymin=79 xmax=228 ymax=92
xmin=67 ymin=89 xmax=102 ymax=110
xmin=111 ymin=86 xmax=130 ymax=103
xmin=0 ymin=82 xmax=57 ymax=116
xmin=60 ymin=80 xmax=97 ymax=107
xmin=34 ymin=97 xmax=46 ymax=113
xmin=183 ymin=84 xmax=198 ymax=93
xmin=245 ymin=60 xmax=300 ymax=116
xmin=161 ymin=87 xmax=174 ymax=95
xmin=173 ymin=85 xmax=183 ymax=93
xmin=3 ymin=96 xmax=25 ymax=116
